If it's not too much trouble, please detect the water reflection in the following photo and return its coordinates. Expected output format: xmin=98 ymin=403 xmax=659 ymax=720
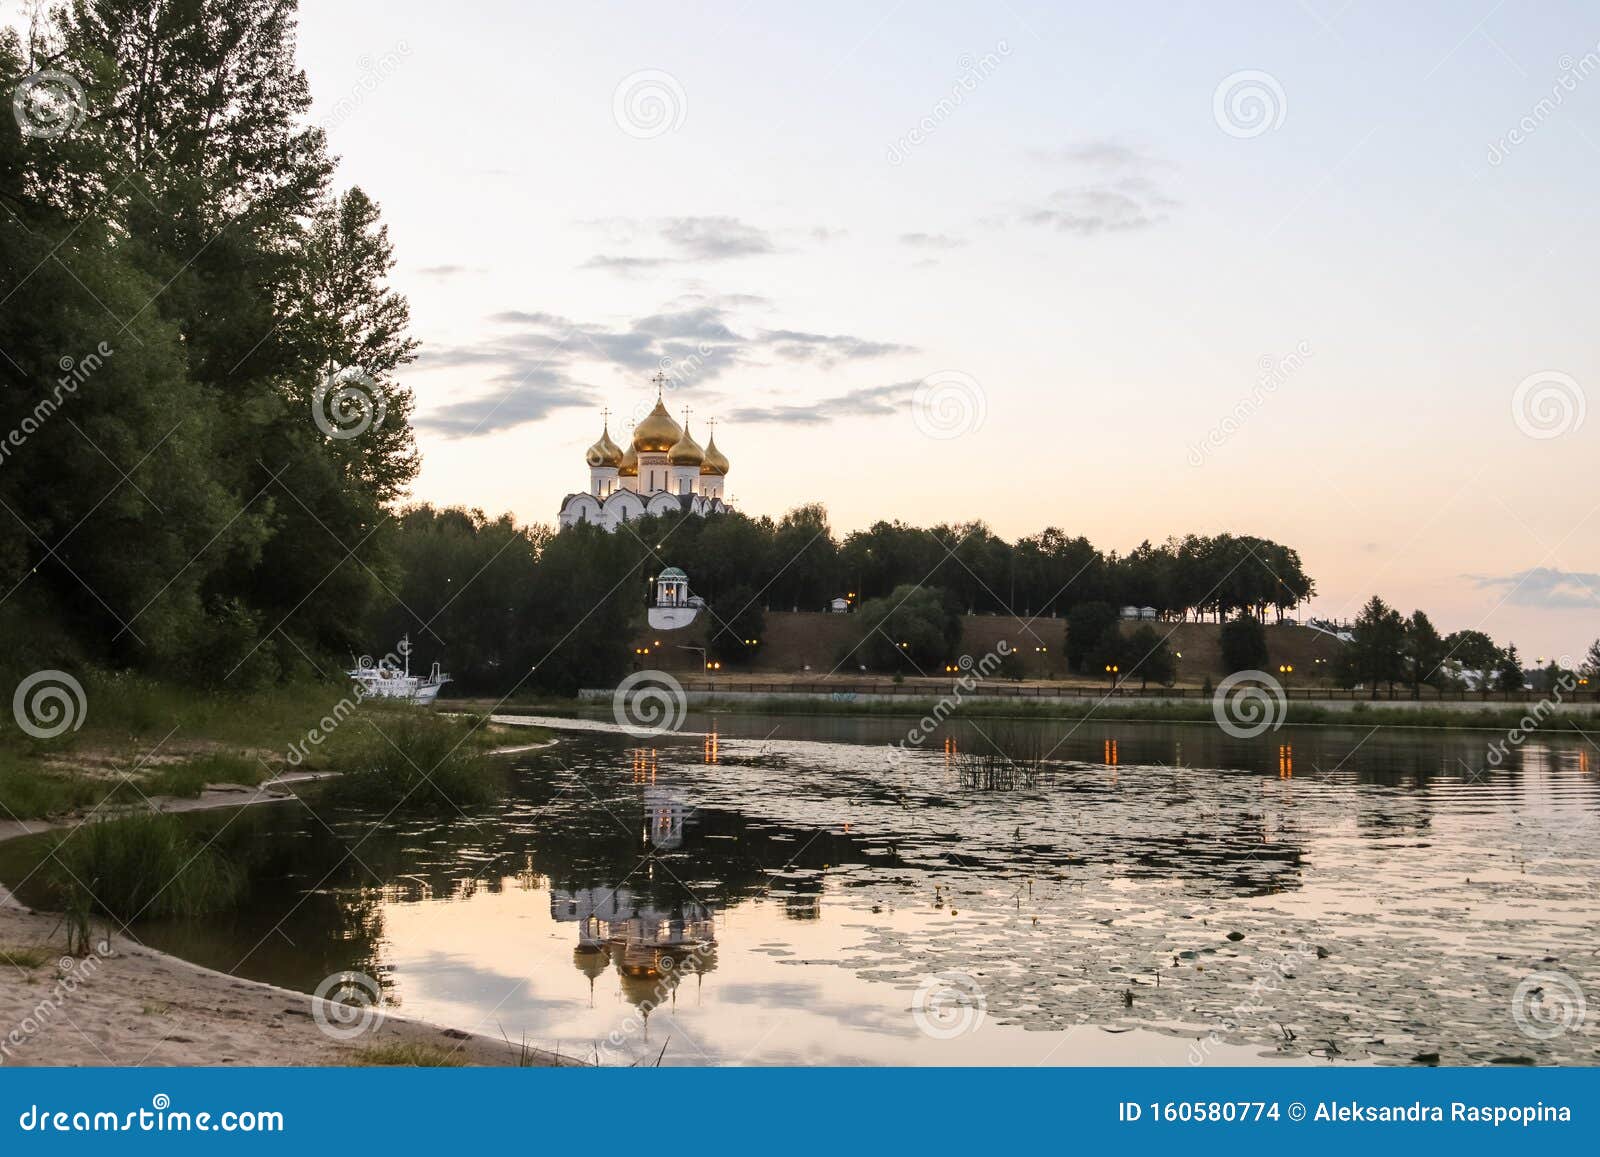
xmin=3 ymin=712 xmax=1592 ymax=1066
xmin=551 ymin=884 xmax=717 ymax=1007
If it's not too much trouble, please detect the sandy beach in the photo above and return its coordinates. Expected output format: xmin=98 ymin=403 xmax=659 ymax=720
xmin=0 ymin=776 xmax=573 ymax=1068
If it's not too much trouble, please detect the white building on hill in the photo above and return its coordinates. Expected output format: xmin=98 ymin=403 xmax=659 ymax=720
xmin=557 ymin=375 xmax=731 ymax=531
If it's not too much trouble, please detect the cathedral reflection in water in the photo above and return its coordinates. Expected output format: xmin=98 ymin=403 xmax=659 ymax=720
xmin=550 ymin=759 xmax=719 ymax=1006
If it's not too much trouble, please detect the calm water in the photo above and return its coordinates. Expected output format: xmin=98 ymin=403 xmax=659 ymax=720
xmin=6 ymin=713 xmax=1597 ymax=1065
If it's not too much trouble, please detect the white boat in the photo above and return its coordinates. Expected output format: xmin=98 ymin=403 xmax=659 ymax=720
xmin=347 ymin=637 xmax=451 ymax=705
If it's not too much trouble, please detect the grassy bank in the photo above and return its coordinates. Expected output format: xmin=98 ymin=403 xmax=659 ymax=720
xmin=0 ymin=675 xmax=547 ymax=822
xmin=318 ymin=712 xmax=506 ymax=813
xmin=484 ymin=692 xmax=1599 ymax=734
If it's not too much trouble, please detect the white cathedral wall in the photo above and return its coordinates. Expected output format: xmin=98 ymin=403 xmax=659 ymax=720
xmin=671 ymin=465 xmax=698 ymax=495
xmin=589 ymin=466 xmax=619 ymax=496
xmin=637 ymin=452 xmax=670 ymax=494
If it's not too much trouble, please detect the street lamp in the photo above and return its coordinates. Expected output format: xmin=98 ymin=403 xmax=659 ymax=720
xmin=1104 ymin=663 xmax=1120 ymax=688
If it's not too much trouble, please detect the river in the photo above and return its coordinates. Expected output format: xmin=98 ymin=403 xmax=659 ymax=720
xmin=3 ymin=712 xmax=1595 ymax=1065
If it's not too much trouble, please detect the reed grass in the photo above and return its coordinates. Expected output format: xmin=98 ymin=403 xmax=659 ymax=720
xmin=0 ymin=945 xmax=54 ymax=969
xmin=43 ymin=812 xmax=246 ymax=922
xmin=320 ymin=713 xmax=503 ymax=814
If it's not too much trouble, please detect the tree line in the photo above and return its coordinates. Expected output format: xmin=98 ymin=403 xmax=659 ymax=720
xmin=1337 ymin=596 xmax=1594 ymax=698
xmin=2 ymin=2 xmax=415 ymax=689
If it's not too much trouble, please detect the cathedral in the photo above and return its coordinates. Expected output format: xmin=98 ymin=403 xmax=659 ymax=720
xmin=557 ymin=376 xmax=731 ymax=531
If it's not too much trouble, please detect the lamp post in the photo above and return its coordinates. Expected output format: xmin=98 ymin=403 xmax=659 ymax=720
xmin=1278 ymin=663 xmax=1293 ymax=694
xmin=1104 ymin=663 xmax=1120 ymax=689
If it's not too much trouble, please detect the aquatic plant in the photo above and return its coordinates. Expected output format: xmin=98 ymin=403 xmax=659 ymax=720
xmin=954 ymin=727 xmax=1053 ymax=791
xmin=45 ymin=812 xmax=246 ymax=922
xmin=320 ymin=714 xmax=503 ymax=815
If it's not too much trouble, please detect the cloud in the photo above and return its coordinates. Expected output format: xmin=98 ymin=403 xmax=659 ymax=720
xmin=728 ymin=379 xmax=920 ymax=425
xmin=414 ymin=296 xmax=917 ymax=436
xmin=899 ymin=232 xmax=966 ymax=249
xmin=1022 ymin=178 xmax=1175 ymax=234
xmin=580 ymin=254 xmax=678 ymax=272
xmin=1017 ymin=138 xmax=1177 ymax=235
xmin=1466 ymin=567 xmax=1600 ymax=609
xmin=757 ymin=329 xmax=914 ymax=365
xmin=655 ymin=215 xmax=775 ymax=259
xmin=413 ymin=369 xmax=596 ymax=437
xmin=633 ymin=306 xmax=745 ymax=343
xmin=414 ymin=264 xmax=484 ymax=277
xmin=578 ymin=215 xmax=792 ymax=274
xmin=1030 ymin=141 xmax=1160 ymax=170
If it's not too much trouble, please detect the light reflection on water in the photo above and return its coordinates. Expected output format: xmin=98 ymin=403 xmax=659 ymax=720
xmin=31 ymin=714 xmax=1600 ymax=1064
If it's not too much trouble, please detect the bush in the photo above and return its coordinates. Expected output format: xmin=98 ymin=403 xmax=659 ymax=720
xmin=1220 ymin=615 xmax=1268 ymax=672
xmin=1066 ymin=602 xmax=1119 ymax=673
xmin=322 ymin=714 xmax=502 ymax=814
xmin=45 ymin=813 xmax=246 ymax=921
xmin=855 ymin=585 xmax=960 ymax=671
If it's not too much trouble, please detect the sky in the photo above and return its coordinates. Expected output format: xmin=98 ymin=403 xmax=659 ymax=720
xmin=288 ymin=0 xmax=1597 ymax=662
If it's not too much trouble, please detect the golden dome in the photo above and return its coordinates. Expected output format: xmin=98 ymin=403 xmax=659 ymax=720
xmin=700 ymin=431 xmax=729 ymax=476
xmin=631 ymin=398 xmax=682 ymax=453
xmin=585 ymin=421 xmax=624 ymax=468
xmin=618 ymin=444 xmax=638 ymax=477
xmin=667 ymin=421 xmax=704 ymax=466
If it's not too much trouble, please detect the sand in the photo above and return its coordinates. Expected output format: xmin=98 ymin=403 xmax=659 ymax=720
xmin=0 ymin=776 xmax=574 ymax=1068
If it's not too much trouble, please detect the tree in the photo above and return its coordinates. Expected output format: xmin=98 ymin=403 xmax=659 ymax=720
xmin=368 ymin=506 xmax=540 ymax=693
xmin=521 ymin=523 xmax=641 ymax=696
xmin=854 ymin=585 xmax=959 ymax=671
xmin=1444 ymin=629 xmax=1501 ymax=694
xmin=1125 ymin=624 xmax=1176 ymax=690
xmin=766 ymin=504 xmax=839 ymax=611
xmin=1066 ymin=602 xmax=1119 ymax=673
xmin=287 ymin=186 xmax=420 ymax=503
xmin=707 ymin=585 xmax=765 ymax=666
xmin=1583 ymin=637 xmax=1600 ymax=679
xmin=1219 ymin=615 xmax=1268 ymax=673
xmin=1539 ymin=658 xmax=1572 ymax=694
xmin=1345 ymin=596 xmax=1407 ymax=695
xmin=1404 ymin=610 xmax=1446 ymax=699
xmin=1088 ymin=623 xmax=1131 ymax=684
xmin=1496 ymin=646 xmax=1527 ymax=695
